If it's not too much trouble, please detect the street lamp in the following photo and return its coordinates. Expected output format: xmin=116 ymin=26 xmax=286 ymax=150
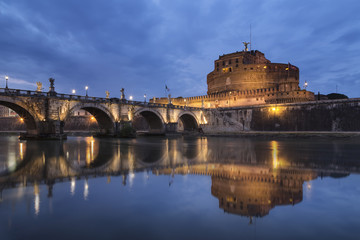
xmin=129 ymin=95 xmax=133 ymax=101
xmin=85 ymin=86 xmax=88 ymax=96
xmin=5 ymin=76 xmax=8 ymax=89
xmin=72 ymin=89 xmax=76 ymax=95
xmin=304 ymin=81 xmax=308 ymax=90
xmin=144 ymin=94 xmax=146 ymax=103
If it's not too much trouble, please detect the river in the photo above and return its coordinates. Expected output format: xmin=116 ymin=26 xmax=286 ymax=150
xmin=0 ymin=135 xmax=359 ymax=240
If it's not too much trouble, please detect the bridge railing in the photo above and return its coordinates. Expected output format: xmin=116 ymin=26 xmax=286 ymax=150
xmin=0 ymin=88 xmax=203 ymax=110
xmin=0 ymin=87 xmax=113 ymax=102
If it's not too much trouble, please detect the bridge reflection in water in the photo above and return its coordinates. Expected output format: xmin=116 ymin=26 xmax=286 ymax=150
xmin=0 ymin=136 xmax=359 ymax=219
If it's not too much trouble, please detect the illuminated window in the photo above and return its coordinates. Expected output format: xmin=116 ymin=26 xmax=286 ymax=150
xmin=222 ymin=67 xmax=232 ymax=73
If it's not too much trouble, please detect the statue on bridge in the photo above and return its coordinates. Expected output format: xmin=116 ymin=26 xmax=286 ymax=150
xmin=106 ymin=90 xmax=110 ymax=99
xmin=36 ymin=82 xmax=43 ymax=92
xmin=120 ymin=88 xmax=125 ymax=100
xmin=48 ymin=78 xmax=56 ymax=96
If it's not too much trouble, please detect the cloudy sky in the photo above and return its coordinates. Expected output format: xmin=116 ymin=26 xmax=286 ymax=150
xmin=1 ymin=0 xmax=359 ymax=100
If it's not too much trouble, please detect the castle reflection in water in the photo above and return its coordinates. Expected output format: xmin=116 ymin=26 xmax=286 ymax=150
xmin=0 ymin=136 xmax=358 ymax=218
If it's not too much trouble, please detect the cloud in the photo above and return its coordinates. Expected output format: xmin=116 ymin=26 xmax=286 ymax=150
xmin=0 ymin=0 xmax=359 ymax=99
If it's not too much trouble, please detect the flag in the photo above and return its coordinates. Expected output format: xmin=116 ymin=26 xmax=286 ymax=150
xmin=165 ymin=85 xmax=170 ymax=91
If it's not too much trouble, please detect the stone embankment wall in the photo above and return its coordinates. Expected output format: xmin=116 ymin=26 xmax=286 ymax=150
xmin=0 ymin=116 xmax=98 ymax=132
xmin=0 ymin=117 xmax=26 ymax=131
xmin=202 ymin=98 xmax=360 ymax=133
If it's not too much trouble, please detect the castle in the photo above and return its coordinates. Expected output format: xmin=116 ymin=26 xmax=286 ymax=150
xmin=152 ymin=46 xmax=314 ymax=108
xmin=155 ymin=163 xmax=317 ymax=218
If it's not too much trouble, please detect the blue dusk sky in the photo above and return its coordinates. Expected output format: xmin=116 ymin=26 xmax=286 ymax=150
xmin=0 ymin=0 xmax=359 ymax=100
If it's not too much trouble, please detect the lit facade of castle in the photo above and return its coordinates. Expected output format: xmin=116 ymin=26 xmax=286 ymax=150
xmin=153 ymin=49 xmax=314 ymax=108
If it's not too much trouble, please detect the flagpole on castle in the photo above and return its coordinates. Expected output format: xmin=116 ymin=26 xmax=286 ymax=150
xmin=250 ymin=24 xmax=252 ymax=51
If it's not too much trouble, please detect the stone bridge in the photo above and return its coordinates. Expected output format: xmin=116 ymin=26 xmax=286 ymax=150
xmin=0 ymin=84 xmax=208 ymax=139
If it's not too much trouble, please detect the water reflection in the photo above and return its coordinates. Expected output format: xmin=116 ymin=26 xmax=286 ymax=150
xmin=0 ymin=136 xmax=359 ymax=219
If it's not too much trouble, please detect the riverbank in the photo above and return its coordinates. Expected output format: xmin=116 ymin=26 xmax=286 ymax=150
xmin=1 ymin=130 xmax=360 ymax=138
xmin=205 ymin=131 xmax=360 ymax=138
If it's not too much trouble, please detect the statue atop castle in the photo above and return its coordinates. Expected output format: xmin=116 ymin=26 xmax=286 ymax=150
xmin=242 ymin=42 xmax=250 ymax=51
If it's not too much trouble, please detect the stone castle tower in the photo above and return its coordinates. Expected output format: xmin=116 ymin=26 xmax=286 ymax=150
xmin=207 ymin=50 xmax=300 ymax=94
xmin=152 ymin=49 xmax=314 ymax=108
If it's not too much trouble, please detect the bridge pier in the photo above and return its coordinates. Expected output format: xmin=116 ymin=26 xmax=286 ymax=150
xmin=20 ymin=120 xmax=67 ymax=140
xmin=112 ymin=120 xmax=135 ymax=138
xmin=165 ymin=123 xmax=178 ymax=133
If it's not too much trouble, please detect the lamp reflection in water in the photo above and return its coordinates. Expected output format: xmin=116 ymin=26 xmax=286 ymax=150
xmin=84 ymin=179 xmax=89 ymax=200
xmin=128 ymin=147 xmax=135 ymax=188
xmin=86 ymin=137 xmax=95 ymax=166
xmin=19 ymin=142 xmax=24 ymax=161
xmin=7 ymin=150 xmax=16 ymax=172
xmin=34 ymin=183 xmax=40 ymax=215
xmin=271 ymin=141 xmax=279 ymax=169
xmin=305 ymin=181 xmax=313 ymax=200
xmin=70 ymin=178 xmax=76 ymax=196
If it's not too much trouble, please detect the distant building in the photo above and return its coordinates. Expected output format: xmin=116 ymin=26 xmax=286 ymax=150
xmin=152 ymin=49 xmax=314 ymax=108
xmin=72 ymin=109 xmax=90 ymax=116
xmin=0 ymin=106 xmax=17 ymax=117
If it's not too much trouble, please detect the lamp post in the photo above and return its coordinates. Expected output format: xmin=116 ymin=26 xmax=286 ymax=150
xmin=85 ymin=86 xmax=88 ymax=96
xmin=129 ymin=96 xmax=133 ymax=101
xmin=5 ymin=76 xmax=8 ymax=89
xmin=304 ymin=81 xmax=308 ymax=90
xmin=144 ymin=94 xmax=147 ymax=103
xmin=72 ymin=89 xmax=76 ymax=95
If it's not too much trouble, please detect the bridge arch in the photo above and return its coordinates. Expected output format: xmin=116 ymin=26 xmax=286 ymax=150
xmin=133 ymin=108 xmax=165 ymax=134
xmin=177 ymin=111 xmax=199 ymax=132
xmin=64 ymin=103 xmax=115 ymax=134
xmin=0 ymin=98 xmax=39 ymax=133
